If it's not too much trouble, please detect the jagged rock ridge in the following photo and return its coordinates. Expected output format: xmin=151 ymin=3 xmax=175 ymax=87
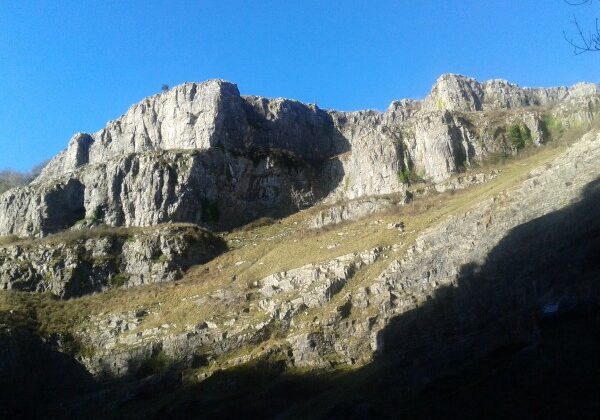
xmin=0 ymin=74 xmax=597 ymax=239
xmin=0 ymin=73 xmax=599 ymax=417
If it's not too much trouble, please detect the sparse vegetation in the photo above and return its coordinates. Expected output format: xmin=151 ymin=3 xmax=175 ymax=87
xmin=435 ymin=98 xmax=446 ymax=111
xmin=0 ymin=235 xmax=20 ymax=246
xmin=137 ymin=350 xmax=171 ymax=377
xmin=506 ymin=123 xmax=532 ymax=150
xmin=398 ymin=168 xmax=423 ymax=185
xmin=541 ymin=114 xmax=565 ymax=140
xmin=241 ymin=217 xmax=276 ymax=231
xmin=398 ymin=169 xmax=410 ymax=184
xmin=110 ymin=273 xmax=129 ymax=288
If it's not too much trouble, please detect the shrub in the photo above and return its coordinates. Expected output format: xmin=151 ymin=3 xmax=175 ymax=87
xmin=152 ymin=252 xmax=169 ymax=263
xmin=398 ymin=169 xmax=410 ymax=185
xmin=506 ymin=123 xmax=532 ymax=150
xmin=541 ymin=114 xmax=564 ymax=140
xmin=137 ymin=351 xmax=170 ymax=377
xmin=398 ymin=168 xmax=424 ymax=185
xmin=110 ymin=273 xmax=129 ymax=288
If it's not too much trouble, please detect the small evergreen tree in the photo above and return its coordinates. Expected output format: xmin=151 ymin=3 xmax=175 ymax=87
xmin=506 ymin=124 xmax=532 ymax=150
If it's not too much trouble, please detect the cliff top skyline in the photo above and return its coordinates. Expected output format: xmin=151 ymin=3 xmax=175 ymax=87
xmin=1 ymin=0 xmax=598 ymax=170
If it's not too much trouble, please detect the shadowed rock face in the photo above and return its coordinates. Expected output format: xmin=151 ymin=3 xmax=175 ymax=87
xmin=1 ymin=75 xmax=598 ymax=237
xmin=0 ymin=328 xmax=97 ymax=419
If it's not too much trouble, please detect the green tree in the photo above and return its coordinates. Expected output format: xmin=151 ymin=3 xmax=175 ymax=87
xmin=506 ymin=124 xmax=532 ymax=150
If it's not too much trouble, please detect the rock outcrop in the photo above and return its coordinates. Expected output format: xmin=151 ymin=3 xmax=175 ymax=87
xmin=0 ymin=224 xmax=224 ymax=298
xmin=70 ymin=246 xmax=384 ymax=377
xmin=421 ymin=73 xmax=586 ymax=112
xmin=1 ymin=71 xmax=599 ymax=417
xmin=0 ymin=75 xmax=597 ymax=237
xmin=53 ymin=130 xmax=600 ymax=380
xmin=310 ymin=196 xmax=404 ymax=229
xmin=311 ymin=130 xmax=600 ymax=367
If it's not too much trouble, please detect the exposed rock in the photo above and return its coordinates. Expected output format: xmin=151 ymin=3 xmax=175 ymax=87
xmin=1 ymin=129 xmax=598 ymax=401
xmin=1 ymin=75 xmax=597 ymax=238
xmin=0 ymin=148 xmax=339 ymax=236
xmin=38 ymin=81 xmax=248 ymax=179
xmin=433 ymin=170 xmax=500 ymax=193
xmin=421 ymin=73 xmax=579 ymax=112
xmin=67 ymin=246 xmax=382 ymax=377
xmin=258 ymin=248 xmax=381 ymax=321
xmin=311 ymin=197 xmax=404 ymax=229
xmin=325 ymin=130 xmax=600 ymax=365
xmin=328 ymin=111 xmax=402 ymax=199
xmin=1 ymin=75 xmax=599 ymax=418
xmin=0 ymin=224 xmax=224 ymax=298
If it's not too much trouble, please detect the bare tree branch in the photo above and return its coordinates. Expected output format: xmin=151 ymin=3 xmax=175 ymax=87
xmin=563 ymin=0 xmax=600 ymax=53
xmin=565 ymin=0 xmax=594 ymax=5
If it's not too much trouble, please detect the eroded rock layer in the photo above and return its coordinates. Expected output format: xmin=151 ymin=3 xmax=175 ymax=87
xmin=65 ymin=131 xmax=600 ymax=378
xmin=0 ymin=224 xmax=224 ymax=298
xmin=1 ymin=75 xmax=598 ymax=236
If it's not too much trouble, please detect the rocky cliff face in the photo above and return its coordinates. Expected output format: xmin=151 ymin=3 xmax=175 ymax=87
xmin=0 ymin=75 xmax=597 ymax=237
xmin=0 ymin=224 xmax=224 ymax=298
xmin=51 ymin=130 xmax=600 ymax=381
xmin=1 ymin=73 xmax=599 ymax=417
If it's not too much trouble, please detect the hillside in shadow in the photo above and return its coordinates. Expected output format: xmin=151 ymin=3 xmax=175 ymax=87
xmin=136 ymin=178 xmax=600 ymax=419
xmin=0 ymin=328 xmax=97 ymax=419
xmin=2 ymin=178 xmax=599 ymax=419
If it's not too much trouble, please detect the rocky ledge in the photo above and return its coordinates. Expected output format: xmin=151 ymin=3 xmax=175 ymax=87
xmin=0 ymin=224 xmax=225 ymax=298
xmin=0 ymin=74 xmax=597 ymax=238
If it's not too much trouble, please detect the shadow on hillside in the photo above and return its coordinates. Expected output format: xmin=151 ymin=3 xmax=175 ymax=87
xmin=148 ymin=177 xmax=600 ymax=419
xmin=0 ymin=329 xmax=96 ymax=419
xmin=3 ymin=178 xmax=599 ymax=419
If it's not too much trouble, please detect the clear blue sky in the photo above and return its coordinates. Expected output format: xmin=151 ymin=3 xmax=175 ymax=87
xmin=1 ymin=0 xmax=598 ymax=171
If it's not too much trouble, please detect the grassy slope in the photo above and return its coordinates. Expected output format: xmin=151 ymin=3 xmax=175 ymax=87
xmin=0 ymin=138 xmax=571 ymax=341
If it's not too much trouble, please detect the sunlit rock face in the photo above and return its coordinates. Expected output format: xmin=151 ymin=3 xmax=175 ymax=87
xmin=1 ymin=75 xmax=598 ymax=236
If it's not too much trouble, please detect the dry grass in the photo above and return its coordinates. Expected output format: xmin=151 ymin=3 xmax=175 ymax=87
xmin=0 ymin=222 xmax=214 ymax=248
xmin=0 ymin=131 xmax=578 ymax=339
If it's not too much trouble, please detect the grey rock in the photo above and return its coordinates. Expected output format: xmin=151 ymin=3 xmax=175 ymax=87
xmin=421 ymin=73 xmax=577 ymax=112
xmin=2 ymin=75 xmax=598 ymax=237
xmin=311 ymin=197 xmax=402 ymax=229
xmin=0 ymin=224 xmax=224 ymax=298
xmin=37 ymin=130 xmax=600 ymax=381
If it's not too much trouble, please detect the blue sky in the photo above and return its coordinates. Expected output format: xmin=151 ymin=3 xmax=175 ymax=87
xmin=1 ymin=0 xmax=598 ymax=171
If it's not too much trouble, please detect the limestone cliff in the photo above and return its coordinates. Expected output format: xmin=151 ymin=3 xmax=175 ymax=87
xmin=0 ymin=75 xmax=597 ymax=237
xmin=0 ymin=72 xmax=599 ymax=417
xmin=31 ymin=130 xmax=599 ymax=383
xmin=0 ymin=224 xmax=224 ymax=298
